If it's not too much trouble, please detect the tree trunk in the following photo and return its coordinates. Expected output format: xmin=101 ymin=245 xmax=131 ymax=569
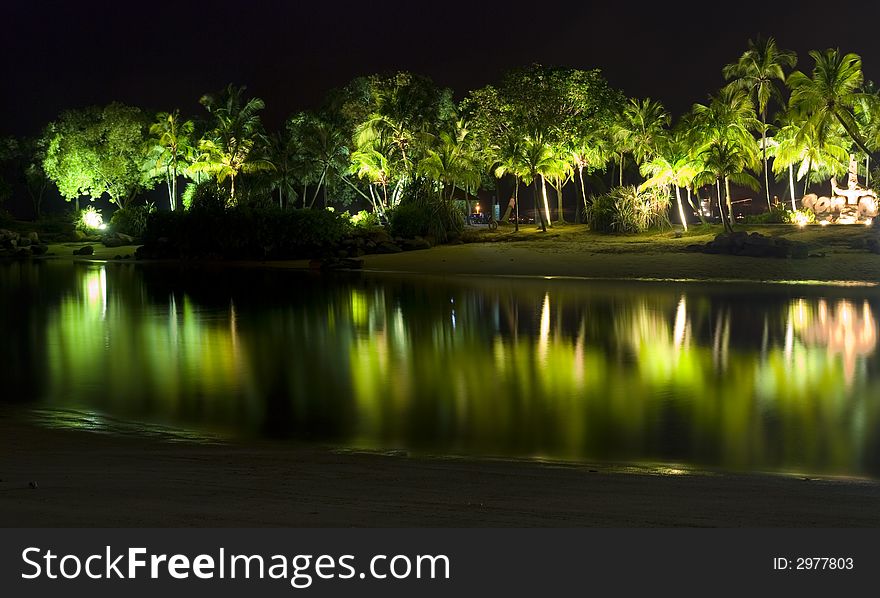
xmin=761 ymin=113 xmax=771 ymax=210
xmin=867 ymin=155 xmax=871 ymax=189
xmin=533 ymin=179 xmax=547 ymax=232
xmin=803 ymin=157 xmax=812 ymax=197
xmin=165 ymin=167 xmax=173 ymax=211
xmin=173 ymin=170 xmax=179 ymax=212
xmin=619 ymin=152 xmax=624 ymax=186
xmin=687 ymin=187 xmax=706 ymax=225
xmin=555 ymin=176 xmax=565 ymax=223
xmin=540 ymin=175 xmax=553 ymax=227
xmin=675 ymin=185 xmax=688 ymax=232
xmin=724 ymin=177 xmax=734 ymax=233
xmin=309 ymin=167 xmax=327 ymax=208
xmin=514 ymin=179 xmax=520 ymax=232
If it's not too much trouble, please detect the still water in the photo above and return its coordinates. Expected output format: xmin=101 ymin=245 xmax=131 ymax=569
xmin=2 ymin=261 xmax=880 ymax=478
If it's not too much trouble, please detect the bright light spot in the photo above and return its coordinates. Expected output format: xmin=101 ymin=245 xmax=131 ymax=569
xmin=866 ymin=218 xmax=873 ymax=227
xmin=794 ymin=212 xmax=810 ymax=228
xmin=820 ymin=219 xmax=830 ymax=227
xmin=80 ymin=207 xmax=104 ymax=231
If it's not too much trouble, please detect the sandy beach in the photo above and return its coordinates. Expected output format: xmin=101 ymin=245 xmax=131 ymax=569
xmin=2 ymin=408 xmax=879 ymax=527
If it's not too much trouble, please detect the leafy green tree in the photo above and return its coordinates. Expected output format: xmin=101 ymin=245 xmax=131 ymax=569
xmin=146 ymin=110 xmax=196 ymax=211
xmin=639 ymin=132 xmax=699 ymax=231
xmin=464 ymin=66 xmax=621 ymax=223
xmin=612 ymin=98 xmax=670 ymax=186
xmin=695 ymin=140 xmax=760 ymax=233
xmin=771 ymin=109 xmax=849 ymax=202
xmin=418 ymin=121 xmax=481 ymax=203
xmin=192 ymin=85 xmax=273 ymax=204
xmin=43 ymin=103 xmax=154 ymax=210
xmin=788 ymin=49 xmax=873 ymax=157
xmin=351 ymin=72 xmax=456 ymax=209
xmin=723 ymin=36 xmax=797 ymax=208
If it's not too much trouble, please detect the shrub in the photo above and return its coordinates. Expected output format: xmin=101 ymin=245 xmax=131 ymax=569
xmin=350 ymin=210 xmax=380 ymax=228
xmin=182 ymin=180 xmax=227 ymax=212
xmin=743 ymin=203 xmax=789 ymax=224
xmin=586 ymin=186 xmax=671 ymax=233
xmin=389 ymin=203 xmax=432 ymax=238
xmin=141 ymin=207 xmax=352 ymax=259
xmin=110 ymin=203 xmax=154 ymax=238
xmin=75 ymin=206 xmax=105 ymax=233
xmin=787 ymin=208 xmax=816 ymax=226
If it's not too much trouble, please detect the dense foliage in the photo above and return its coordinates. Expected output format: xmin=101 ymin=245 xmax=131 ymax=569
xmin=2 ymin=36 xmax=880 ymax=243
xmin=141 ymin=207 xmax=351 ymax=259
xmin=586 ymin=186 xmax=671 ymax=234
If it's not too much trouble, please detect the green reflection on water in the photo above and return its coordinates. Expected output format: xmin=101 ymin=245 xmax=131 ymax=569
xmin=2 ymin=261 xmax=880 ymax=478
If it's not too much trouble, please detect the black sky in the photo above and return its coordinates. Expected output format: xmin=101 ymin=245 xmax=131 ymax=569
xmin=4 ymin=0 xmax=880 ymax=136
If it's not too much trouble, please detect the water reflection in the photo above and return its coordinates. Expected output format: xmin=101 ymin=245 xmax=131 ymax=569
xmin=2 ymin=261 xmax=880 ymax=478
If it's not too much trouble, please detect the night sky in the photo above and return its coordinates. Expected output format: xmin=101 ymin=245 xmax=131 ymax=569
xmin=4 ymin=0 xmax=880 ymax=137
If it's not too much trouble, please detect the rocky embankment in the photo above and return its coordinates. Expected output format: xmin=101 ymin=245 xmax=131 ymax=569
xmin=0 ymin=229 xmax=49 ymax=258
xmin=685 ymin=231 xmax=813 ymax=259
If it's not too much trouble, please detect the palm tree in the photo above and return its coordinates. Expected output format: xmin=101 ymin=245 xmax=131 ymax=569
xmin=788 ymin=49 xmax=873 ymax=157
xmin=193 ymin=85 xmax=272 ymax=204
xmin=297 ymin=115 xmax=350 ymax=208
xmin=146 ymin=111 xmax=195 ymax=211
xmin=570 ymin=130 xmax=611 ymax=218
xmin=723 ymin=36 xmax=797 ymax=208
xmin=639 ymin=139 xmax=699 ymax=231
xmin=854 ymin=82 xmax=880 ymax=187
xmin=350 ymin=147 xmax=392 ymax=215
xmin=612 ymin=98 xmax=670 ymax=186
xmin=695 ymin=140 xmax=760 ymax=233
xmin=519 ymin=137 xmax=560 ymax=232
xmin=418 ymin=123 xmax=481 ymax=204
xmin=492 ymin=134 xmax=526 ymax=231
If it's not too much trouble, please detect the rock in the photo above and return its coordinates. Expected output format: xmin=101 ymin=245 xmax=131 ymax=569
xmin=320 ymin=257 xmax=363 ymax=270
xmin=376 ymin=241 xmax=402 ymax=254
xmin=400 ymin=237 xmax=432 ymax=251
xmin=116 ymin=233 xmax=135 ymax=244
xmin=73 ymin=245 xmax=94 ymax=256
xmin=103 ymin=237 xmax=124 ymax=248
xmin=17 ymin=237 xmax=31 ymax=248
xmin=31 ymin=244 xmax=48 ymax=256
xmin=26 ymin=231 xmax=39 ymax=243
xmin=14 ymin=247 xmax=32 ymax=258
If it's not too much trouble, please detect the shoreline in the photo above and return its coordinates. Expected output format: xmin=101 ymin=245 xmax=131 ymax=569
xmin=30 ymin=223 xmax=880 ymax=284
xmin=2 ymin=408 xmax=880 ymax=527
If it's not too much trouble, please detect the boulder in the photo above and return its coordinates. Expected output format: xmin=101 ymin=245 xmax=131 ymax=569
xmin=376 ymin=241 xmax=402 ymax=254
xmin=26 ymin=231 xmax=39 ymax=243
xmin=16 ymin=237 xmax=31 ymax=248
xmin=116 ymin=232 xmax=135 ymax=244
xmin=73 ymin=245 xmax=94 ymax=256
xmin=400 ymin=237 xmax=432 ymax=251
xmin=31 ymin=244 xmax=48 ymax=256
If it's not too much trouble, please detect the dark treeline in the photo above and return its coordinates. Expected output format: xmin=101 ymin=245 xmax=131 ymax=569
xmin=2 ymin=37 xmax=880 ymax=237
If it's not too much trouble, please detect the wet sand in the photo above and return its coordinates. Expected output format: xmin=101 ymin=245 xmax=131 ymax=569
xmin=2 ymin=411 xmax=879 ymax=527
